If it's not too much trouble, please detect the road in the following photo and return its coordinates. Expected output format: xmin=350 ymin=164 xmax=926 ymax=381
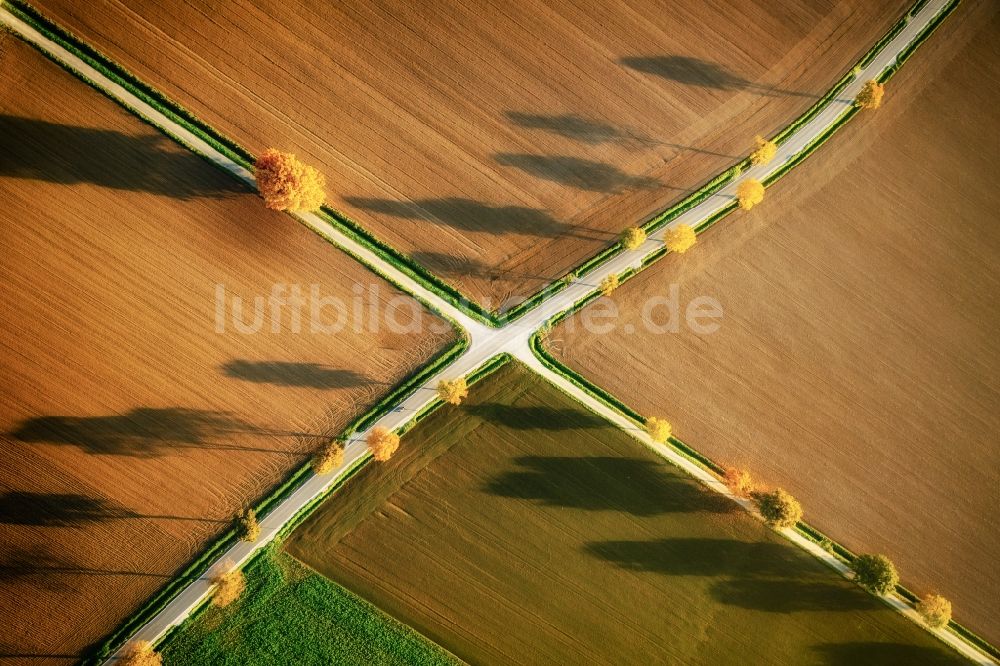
xmin=1 ymin=0 xmax=993 ymax=663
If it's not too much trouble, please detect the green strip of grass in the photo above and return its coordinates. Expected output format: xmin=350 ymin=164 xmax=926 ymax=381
xmin=160 ymin=548 xmax=459 ymax=666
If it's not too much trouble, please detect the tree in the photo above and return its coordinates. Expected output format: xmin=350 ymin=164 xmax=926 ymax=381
xmin=437 ymin=377 xmax=469 ymax=405
xmin=237 ymin=507 xmax=260 ymax=543
xmin=211 ymin=562 xmax=245 ymax=608
xmin=722 ymin=467 xmax=754 ymax=497
xmin=916 ymin=593 xmax=952 ymax=629
xmin=312 ymin=439 xmax=345 ymax=475
xmin=120 ymin=641 xmax=162 ymax=666
xmin=855 ymin=80 xmax=885 ymax=110
xmin=736 ymin=179 xmax=765 ymax=210
xmin=752 ymin=488 xmax=802 ymax=528
xmin=749 ymin=135 xmax=777 ymax=166
xmin=254 ymin=148 xmax=326 ymax=212
xmin=664 ymin=223 xmax=697 ymax=253
xmin=599 ymin=273 xmax=619 ymax=296
xmin=367 ymin=426 xmax=400 ymax=462
xmin=645 ymin=417 xmax=672 ymax=443
xmin=621 ymin=226 xmax=647 ymax=250
xmin=853 ymin=553 xmax=899 ymax=595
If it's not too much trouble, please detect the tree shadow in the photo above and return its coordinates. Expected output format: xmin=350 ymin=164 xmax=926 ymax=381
xmin=811 ymin=642 xmax=969 ymax=665
xmin=9 ymin=407 xmax=313 ymax=456
xmin=584 ymin=538 xmax=803 ymax=576
xmin=619 ymin=55 xmax=817 ymax=99
xmin=221 ymin=360 xmax=369 ymax=390
xmin=0 ymin=115 xmax=247 ymax=199
xmin=344 ymin=196 xmax=570 ymax=238
xmin=0 ymin=546 xmax=191 ymax=586
xmin=0 ymin=645 xmax=80 ymax=661
xmin=0 ymin=492 xmax=134 ymax=526
xmin=484 ymin=456 xmax=734 ymax=516
xmin=494 ymin=153 xmax=659 ymax=193
xmin=710 ymin=578 xmax=876 ymax=613
xmin=466 ymin=404 xmax=607 ymax=430
xmin=504 ymin=111 xmax=657 ymax=146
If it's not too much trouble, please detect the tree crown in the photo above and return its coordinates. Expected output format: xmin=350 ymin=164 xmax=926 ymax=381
xmin=255 ymin=149 xmax=326 ymax=212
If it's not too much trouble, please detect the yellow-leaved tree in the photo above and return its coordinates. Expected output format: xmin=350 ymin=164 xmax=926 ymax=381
xmin=600 ymin=273 xmax=619 ymax=296
xmin=665 ymin=224 xmax=697 ymax=253
xmin=855 ymin=80 xmax=885 ymax=110
xmin=916 ymin=594 xmax=952 ymax=629
xmin=237 ymin=507 xmax=260 ymax=543
xmin=621 ymin=226 xmax=647 ymax=250
xmin=212 ymin=562 xmax=245 ymax=608
xmin=312 ymin=439 xmax=345 ymax=475
xmin=255 ymin=149 xmax=326 ymax=211
xmin=722 ymin=467 xmax=754 ymax=498
xmin=120 ymin=641 xmax=162 ymax=666
xmin=749 ymin=135 xmax=777 ymax=166
xmin=645 ymin=417 xmax=672 ymax=443
xmin=437 ymin=377 xmax=469 ymax=405
xmin=367 ymin=426 xmax=400 ymax=462
xmin=736 ymin=179 xmax=765 ymax=210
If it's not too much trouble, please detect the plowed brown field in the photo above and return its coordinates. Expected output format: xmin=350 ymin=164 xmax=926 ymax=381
xmin=33 ymin=0 xmax=909 ymax=307
xmin=554 ymin=0 xmax=1000 ymax=643
xmin=0 ymin=38 xmax=452 ymax=663
xmin=288 ymin=363 xmax=966 ymax=665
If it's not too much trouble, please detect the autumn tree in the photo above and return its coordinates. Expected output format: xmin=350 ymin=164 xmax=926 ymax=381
xmin=367 ymin=426 xmax=400 ymax=462
xmin=664 ymin=223 xmax=697 ymax=253
xmin=437 ymin=377 xmax=469 ymax=405
xmin=621 ymin=226 xmax=647 ymax=250
xmin=853 ymin=553 xmax=899 ymax=595
xmin=855 ymin=79 xmax=885 ymax=110
xmin=916 ymin=593 xmax=952 ymax=629
xmin=600 ymin=273 xmax=619 ymax=296
xmin=237 ymin=507 xmax=260 ymax=543
xmin=749 ymin=135 xmax=777 ymax=166
xmin=211 ymin=561 xmax=245 ymax=608
xmin=645 ymin=417 xmax=672 ymax=444
xmin=722 ymin=467 xmax=754 ymax=498
xmin=119 ymin=641 xmax=162 ymax=666
xmin=736 ymin=179 xmax=765 ymax=210
xmin=254 ymin=148 xmax=326 ymax=212
xmin=752 ymin=488 xmax=802 ymax=528
xmin=312 ymin=439 xmax=345 ymax=475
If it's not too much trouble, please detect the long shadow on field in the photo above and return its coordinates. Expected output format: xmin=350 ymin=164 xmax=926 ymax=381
xmin=466 ymin=404 xmax=607 ymax=430
xmin=0 ymin=546 xmax=192 ymax=587
xmin=9 ymin=408 xmax=318 ymax=456
xmin=0 ymin=491 xmax=226 ymax=526
xmin=0 ymin=116 xmax=246 ymax=199
xmin=710 ymin=578 xmax=876 ymax=613
xmin=485 ymin=457 xmax=734 ymax=516
xmin=619 ymin=55 xmax=817 ymax=99
xmin=504 ymin=111 xmax=739 ymax=160
xmin=0 ymin=646 xmax=80 ymax=661
xmin=504 ymin=112 xmax=658 ymax=146
xmin=344 ymin=195 xmax=610 ymax=240
xmin=585 ymin=537 xmax=809 ymax=576
xmin=812 ymin=642 xmax=968 ymax=665
xmin=494 ymin=154 xmax=659 ymax=193
xmin=221 ymin=360 xmax=369 ymax=390
xmin=0 ymin=492 xmax=133 ymax=526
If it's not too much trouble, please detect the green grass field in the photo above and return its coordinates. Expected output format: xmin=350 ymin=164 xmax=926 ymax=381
xmin=160 ymin=547 xmax=458 ymax=665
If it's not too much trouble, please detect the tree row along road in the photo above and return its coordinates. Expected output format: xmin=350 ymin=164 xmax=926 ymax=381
xmin=1 ymin=0 xmax=994 ymax=663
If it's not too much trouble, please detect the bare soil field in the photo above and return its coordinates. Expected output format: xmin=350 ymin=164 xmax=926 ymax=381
xmin=287 ymin=363 xmax=964 ymax=665
xmin=0 ymin=37 xmax=453 ymax=663
xmin=32 ymin=0 xmax=909 ymax=307
xmin=554 ymin=0 xmax=1000 ymax=643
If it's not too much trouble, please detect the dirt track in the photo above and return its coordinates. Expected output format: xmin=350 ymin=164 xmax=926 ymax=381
xmin=33 ymin=0 xmax=908 ymax=307
xmin=0 ymin=38 xmax=452 ymax=663
xmin=555 ymin=0 xmax=1000 ymax=643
